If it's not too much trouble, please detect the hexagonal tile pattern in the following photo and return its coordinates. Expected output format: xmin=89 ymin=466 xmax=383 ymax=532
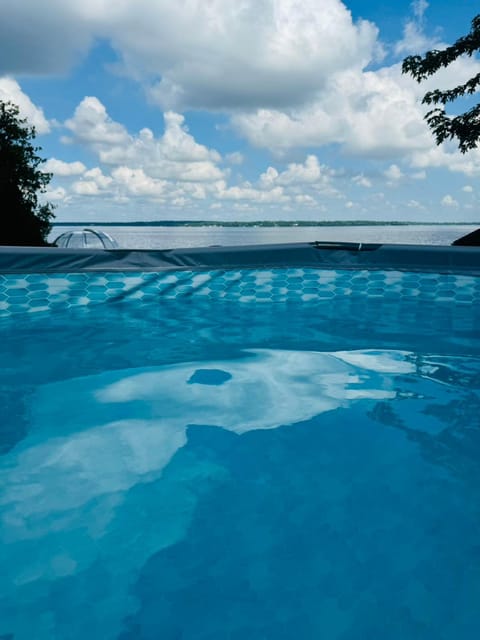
xmin=0 ymin=268 xmax=479 ymax=317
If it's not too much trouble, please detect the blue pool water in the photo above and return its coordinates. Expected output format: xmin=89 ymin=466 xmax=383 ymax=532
xmin=1 ymin=286 xmax=480 ymax=639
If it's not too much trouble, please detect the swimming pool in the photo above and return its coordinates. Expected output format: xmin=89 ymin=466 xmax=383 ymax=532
xmin=1 ymin=243 xmax=480 ymax=639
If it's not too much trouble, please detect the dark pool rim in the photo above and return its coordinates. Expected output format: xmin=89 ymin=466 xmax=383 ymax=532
xmin=0 ymin=242 xmax=479 ymax=277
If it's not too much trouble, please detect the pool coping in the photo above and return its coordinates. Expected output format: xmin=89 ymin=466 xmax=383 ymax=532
xmin=0 ymin=242 xmax=480 ymax=276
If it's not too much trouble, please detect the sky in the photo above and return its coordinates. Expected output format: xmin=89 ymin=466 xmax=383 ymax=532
xmin=0 ymin=0 xmax=479 ymax=223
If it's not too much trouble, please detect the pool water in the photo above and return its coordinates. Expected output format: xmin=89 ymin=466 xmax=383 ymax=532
xmin=1 ymin=292 xmax=480 ymax=639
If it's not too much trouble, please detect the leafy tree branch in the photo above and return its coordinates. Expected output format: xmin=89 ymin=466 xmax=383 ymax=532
xmin=402 ymin=15 xmax=480 ymax=153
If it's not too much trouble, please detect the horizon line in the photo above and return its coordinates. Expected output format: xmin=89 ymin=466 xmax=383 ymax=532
xmin=52 ymin=220 xmax=480 ymax=227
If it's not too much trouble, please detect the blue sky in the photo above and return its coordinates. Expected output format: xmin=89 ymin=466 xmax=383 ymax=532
xmin=1 ymin=0 xmax=479 ymax=222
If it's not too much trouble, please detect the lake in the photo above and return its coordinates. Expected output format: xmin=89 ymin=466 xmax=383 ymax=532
xmin=49 ymin=224 xmax=478 ymax=250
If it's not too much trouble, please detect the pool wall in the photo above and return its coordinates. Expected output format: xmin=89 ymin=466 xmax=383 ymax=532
xmin=0 ymin=242 xmax=479 ymax=317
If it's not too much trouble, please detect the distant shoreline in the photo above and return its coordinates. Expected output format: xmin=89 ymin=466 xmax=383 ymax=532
xmin=53 ymin=220 xmax=479 ymax=228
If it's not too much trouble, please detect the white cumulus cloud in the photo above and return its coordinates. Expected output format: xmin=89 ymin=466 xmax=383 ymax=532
xmin=65 ymin=97 xmax=224 ymax=182
xmin=47 ymin=95 xmax=350 ymax=214
xmin=72 ymin=180 xmax=100 ymax=196
xmin=213 ymin=181 xmax=288 ymax=204
xmin=260 ymin=155 xmax=333 ymax=187
xmin=353 ymin=175 xmax=372 ymax=188
xmin=225 ymin=152 xmax=244 ymax=165
xmin=43 ymin=186 xmax=68 ymax=202
xmin=441 ymin=194 xmax=459 ymax=208
xmin=232 ymin=51 xmax=480 ymax=159
xmin=111 ymin=167 xmax=166 ymax=199
xmin=44 ymin=158 xmax=86 ymax=176
xmin=0 ymin=76 xmax=50 ymax=134
xmin=407 ymin=199 xmax=425 ymax=210
xmin=384 ymin=164 xmax=403 ymax=181
xmin=411 ymin=146 xmax=480 ymax=177
xmin=232 ymin=63 xmax=433 ymax=157
xmin=0 ymin=0 xmax=378 ymax=112
xmin=394 ymin=0 xmax=436 ymax=56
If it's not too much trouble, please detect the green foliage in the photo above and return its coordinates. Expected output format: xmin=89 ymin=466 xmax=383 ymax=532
xmin=402 ymin=14 xmax=480 ymax=153
xmin=0 ymin=100 xmax=55 ymax=246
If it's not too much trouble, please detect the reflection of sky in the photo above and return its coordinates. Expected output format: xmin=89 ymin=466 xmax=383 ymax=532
xmin=2 ymin=349 xmax=410 ymax=513
xmin=0 ymin=348 xmax=419 ymax=639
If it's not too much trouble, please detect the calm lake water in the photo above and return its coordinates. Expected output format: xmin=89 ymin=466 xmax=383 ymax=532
xmin=49 ymin=224 xmax=478 ymax=250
